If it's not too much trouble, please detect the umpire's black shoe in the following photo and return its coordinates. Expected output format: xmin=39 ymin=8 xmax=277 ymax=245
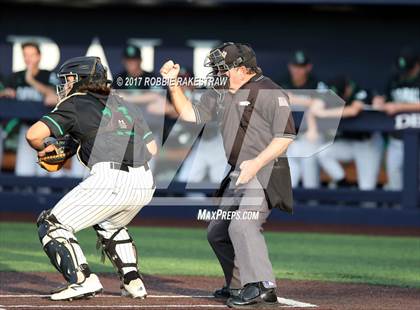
xmin=214 ymin=286 xmax=241 ymax=299
xmin=214 ymin=286 xmax=230 ymax=298
xmin=227 ymin=282 xmax=277 ymax=308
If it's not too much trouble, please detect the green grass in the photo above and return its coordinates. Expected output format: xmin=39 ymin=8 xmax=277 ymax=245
xmin=1 ymin=222 xmax=419 ymax=288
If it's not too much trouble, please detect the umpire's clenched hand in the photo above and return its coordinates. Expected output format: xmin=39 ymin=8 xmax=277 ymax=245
xmin=160 ymin=60 xmax=180 ymax=86
xmin=236 ymin=159 xmax=263 ymax=186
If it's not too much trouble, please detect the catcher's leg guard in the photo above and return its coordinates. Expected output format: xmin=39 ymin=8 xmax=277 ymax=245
xmin=94 ymin=225 xmax=140 ymax=284
xmin=37 ymin=210 xmax=91 ymax=284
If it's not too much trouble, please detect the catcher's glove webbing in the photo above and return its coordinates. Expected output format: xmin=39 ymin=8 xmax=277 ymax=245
xmin=38 ymin=136 xmax=79 ymax=172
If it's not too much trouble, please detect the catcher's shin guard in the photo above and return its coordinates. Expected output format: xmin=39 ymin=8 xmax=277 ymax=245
xmin=37 ymin=210 xmax=90 ymax=284
xmin=94 ymin=225 xmax=140 ymax=281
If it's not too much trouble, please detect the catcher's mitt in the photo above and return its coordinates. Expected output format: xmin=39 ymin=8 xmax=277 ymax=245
xmin=38 ymin=136 xmax=79 ymax=172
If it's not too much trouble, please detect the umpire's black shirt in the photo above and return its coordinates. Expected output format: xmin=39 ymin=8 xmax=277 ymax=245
xmin=192 ymin=74 xmax=296 ymax=212
xmin=192 ymin=74 xmax=296 ymax=167
xmin=40 ymin=91 xmax=154 ymax=169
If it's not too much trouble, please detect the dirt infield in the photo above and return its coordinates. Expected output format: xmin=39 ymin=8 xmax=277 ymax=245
xmin=0 ymin=272 xmax=419 ymax=310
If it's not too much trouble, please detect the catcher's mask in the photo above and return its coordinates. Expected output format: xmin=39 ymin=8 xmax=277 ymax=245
xmin=56 ymin=56 xmax=109 ymax=100
xmin=204 ymin=42 xmax=260 ymax=96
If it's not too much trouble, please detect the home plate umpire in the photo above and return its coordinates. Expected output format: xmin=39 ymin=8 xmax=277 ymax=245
xmin=160 ymin=42 xmax=296 ymax=308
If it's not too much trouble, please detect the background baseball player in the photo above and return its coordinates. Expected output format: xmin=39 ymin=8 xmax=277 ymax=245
xmin=279 ymin=51 xmax=327 ymax=189
xmin=0 ymin=42 xmax=58 ymax=177
xmin=160 ymin=42 xmax=295 ymax=308
xmin=315 ymin=76 xmax=383 ymax=190
xmin=373 ymin=48 xmax=420 ymax=190
xmin=25 ymin=56 xmax=157 ymax=301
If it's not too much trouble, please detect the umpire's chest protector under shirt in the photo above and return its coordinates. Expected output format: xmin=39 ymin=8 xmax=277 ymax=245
xmin=192 ymin=74 xmax=296 ymax=213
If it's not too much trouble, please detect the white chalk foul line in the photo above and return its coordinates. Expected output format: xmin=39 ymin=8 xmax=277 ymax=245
xmin=277 ymin=297 xmax=317 ymax=308
xmin=0 ymin=294 xmax=317 ymax=308
xmin=0 ymin=305 xmax=227 ymax=308
xmin=0 ymin=294 xmax=215 ymax=298
xmin=0 ymin=306 xmax=315 ymax=309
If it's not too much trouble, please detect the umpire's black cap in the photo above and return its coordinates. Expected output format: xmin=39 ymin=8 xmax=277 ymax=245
xmin=123 ymin=44 xmax=141 ymax=59
xmin=221 ymin=43 xmax=258 ymax=69
xmin=205 ymin=42 xmax=262 ymax=76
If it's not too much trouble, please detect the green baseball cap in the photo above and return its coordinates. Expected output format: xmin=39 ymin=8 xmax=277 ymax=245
xmin=396 ymin=48 xmax=418 ymax=73
xmin=290 ymin=50 xmax=310 ymax=66
xmin=123 ymin=44 xmax=141 ymax=59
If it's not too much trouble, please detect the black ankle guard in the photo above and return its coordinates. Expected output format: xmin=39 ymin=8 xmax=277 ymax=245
xmin=123 ymin=270 xmax=141 ymax=285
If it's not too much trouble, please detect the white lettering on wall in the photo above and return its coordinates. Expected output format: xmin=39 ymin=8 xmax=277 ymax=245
xmin=395 ymin=113 xmax=420 ymax=130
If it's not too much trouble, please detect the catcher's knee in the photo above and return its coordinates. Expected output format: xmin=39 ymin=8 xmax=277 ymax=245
xmin=94 ymin=225 xmax=139 ymax=280
xmin=37 ymin=210 xmax=88 ymax=283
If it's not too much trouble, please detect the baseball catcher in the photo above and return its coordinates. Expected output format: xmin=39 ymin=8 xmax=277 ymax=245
xmin=26 ymin=56 xmax=157 ymax=301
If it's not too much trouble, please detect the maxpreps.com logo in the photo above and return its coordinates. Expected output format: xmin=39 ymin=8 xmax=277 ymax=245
xmin=197 ymin=209 xmax=259 ymax=221
xmin=395 ymin=113 xmax=420 ymax=130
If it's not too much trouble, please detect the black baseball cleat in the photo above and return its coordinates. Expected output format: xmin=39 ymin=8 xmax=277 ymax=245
xmin=214 ymin=286 xmax=241 ymax=299
xmin=214 ymin=286 xmax=231 ymax=298
xmin=226 ymin=282 xmax=278 ymax=308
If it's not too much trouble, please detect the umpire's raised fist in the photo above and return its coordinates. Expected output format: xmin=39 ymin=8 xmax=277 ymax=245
xmin=160 ymin=60 xmax=180 ymax=81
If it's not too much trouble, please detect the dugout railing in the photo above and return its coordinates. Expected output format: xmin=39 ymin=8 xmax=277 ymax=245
xmin=0 ymin=99 xmax=419 ymax=227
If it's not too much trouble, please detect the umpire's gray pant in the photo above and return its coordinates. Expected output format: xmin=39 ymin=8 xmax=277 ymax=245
xmin=207 ymin=175 xmax=276 ymax=289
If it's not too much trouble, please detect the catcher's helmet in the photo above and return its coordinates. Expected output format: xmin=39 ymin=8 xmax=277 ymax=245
xmin=56 ymin=56 xmax=108 ymax=100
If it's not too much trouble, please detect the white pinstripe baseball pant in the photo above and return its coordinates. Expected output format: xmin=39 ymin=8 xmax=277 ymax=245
xmin=49 ymin=162 xmax=155 ymax=274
